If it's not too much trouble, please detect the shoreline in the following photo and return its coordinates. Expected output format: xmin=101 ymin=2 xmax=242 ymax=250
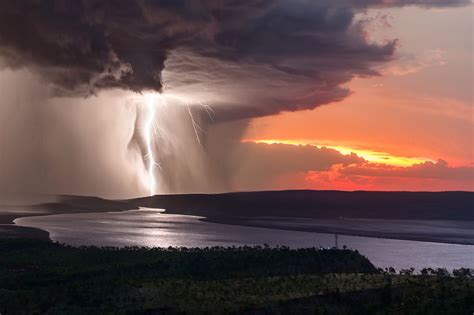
xmin=0 ymin=212 xmax=54 ymax=240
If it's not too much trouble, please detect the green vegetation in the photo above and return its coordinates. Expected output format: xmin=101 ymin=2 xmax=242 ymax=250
xmin=0 ymin=240 xmax=473 ymax=314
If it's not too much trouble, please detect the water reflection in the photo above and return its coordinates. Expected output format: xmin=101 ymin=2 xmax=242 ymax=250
xmin=15 ymin=208 xmax=474 ymax=270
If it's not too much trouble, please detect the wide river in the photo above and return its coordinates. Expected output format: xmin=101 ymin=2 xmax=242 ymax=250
xmin=15 ymin=208 xmax=474 ymax=271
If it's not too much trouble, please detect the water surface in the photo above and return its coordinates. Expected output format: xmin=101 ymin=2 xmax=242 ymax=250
xmin=15 ymin=208 xmax=474 ymax=271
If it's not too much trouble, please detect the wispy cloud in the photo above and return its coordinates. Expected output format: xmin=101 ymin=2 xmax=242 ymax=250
xmin=382 ymin=49 xmax=446 ymax=76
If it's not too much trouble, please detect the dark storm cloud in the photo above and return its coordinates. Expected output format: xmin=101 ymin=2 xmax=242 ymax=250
xmin=0 ymin=0 xmax=212 ymax=94
xmin=163 ymin=0 xmax=398 ymax=120
xmin=0 ymin=0 xmax=470 ymax=114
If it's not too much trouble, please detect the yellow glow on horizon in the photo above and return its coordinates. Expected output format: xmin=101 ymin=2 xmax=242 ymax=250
xmin=242 ymin=139 xmax=434 ymax=167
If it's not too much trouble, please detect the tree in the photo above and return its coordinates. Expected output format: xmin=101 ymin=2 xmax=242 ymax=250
xmin=452 ymin=268 xmax=472 ymax=278
xmin=435 ymin=268 xmax=449 ymax=277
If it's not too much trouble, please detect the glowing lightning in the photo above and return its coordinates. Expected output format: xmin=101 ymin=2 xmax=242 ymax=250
xmin=186 ymin=101 xmax=214 ymax=150
xmin=137 ymin=92 xmax=214 ymax=196
xmin=186 ymin=105 xmax=204 ymax=147
xmin=143 ymin=93 xmax=159 ymax=196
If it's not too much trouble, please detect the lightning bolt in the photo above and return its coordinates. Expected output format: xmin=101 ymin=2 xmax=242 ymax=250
xmin=136 ymin=92 xmax=213 ymax=196
xmin=187 ymin=104 xmax=205 ymax=147
xmin=143 ymin=93 xmax=160 ymax=196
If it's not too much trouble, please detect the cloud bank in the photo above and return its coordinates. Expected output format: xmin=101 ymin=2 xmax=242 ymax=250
xmin=0 ymin=0 xmax=469 ymax=120
xmin=231 ymin=142 xmax=474 ymax=191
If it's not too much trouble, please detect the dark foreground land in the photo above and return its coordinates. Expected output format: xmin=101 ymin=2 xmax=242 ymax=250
xmin=1 ymin=240 xmax=473 ymax=314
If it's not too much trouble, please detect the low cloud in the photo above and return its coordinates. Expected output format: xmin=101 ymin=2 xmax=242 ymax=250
xmin=228 ymin=142 xmax=364 ymax=190
xmin=228 ymin=142 xmax=474 ymax=191
xmin=340 ymin=159 xmax=474 ymax=181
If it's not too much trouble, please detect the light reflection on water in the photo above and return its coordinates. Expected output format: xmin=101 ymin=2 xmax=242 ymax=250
xmin=15 ymin=208 xmax=474 ymax=271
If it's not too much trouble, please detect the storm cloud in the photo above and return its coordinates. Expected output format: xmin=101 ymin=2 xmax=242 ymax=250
xmin=0 ymin=0 xmax=469 ymax=119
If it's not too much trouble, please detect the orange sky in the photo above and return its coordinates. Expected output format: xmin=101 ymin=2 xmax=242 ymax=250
xmin=244 ymin=78 xmax=472 ymax=166
xmin=238 ymin=6 xmax=473 ymax=191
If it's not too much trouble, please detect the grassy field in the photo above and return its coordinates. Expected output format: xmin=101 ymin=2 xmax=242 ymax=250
xmin=0 ymin=240 xmax=473 ymax=314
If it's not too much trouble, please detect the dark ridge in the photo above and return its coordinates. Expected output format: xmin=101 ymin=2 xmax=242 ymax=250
xmin=39 ymin=195 xmax=139 ymax=213
xmin=132 ymin=190 xmax=474 ymax=221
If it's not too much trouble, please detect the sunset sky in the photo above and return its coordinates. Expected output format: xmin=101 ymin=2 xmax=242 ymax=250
xmin=236 ymin=5 xmax=473 ymax=191
xmin=0 ymin=1 xmax=472 ymax=197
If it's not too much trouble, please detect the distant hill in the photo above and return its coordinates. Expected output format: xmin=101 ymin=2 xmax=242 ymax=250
xmin=132 ymin=190 xmax=474 ymax=221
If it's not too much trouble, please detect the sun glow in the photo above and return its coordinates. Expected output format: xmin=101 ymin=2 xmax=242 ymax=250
xmin=242 ymin=139 xmax=434 ymax=167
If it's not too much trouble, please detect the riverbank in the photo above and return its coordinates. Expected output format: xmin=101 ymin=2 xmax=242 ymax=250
xmin=0 ymin=224 xmax=50 ymax=241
